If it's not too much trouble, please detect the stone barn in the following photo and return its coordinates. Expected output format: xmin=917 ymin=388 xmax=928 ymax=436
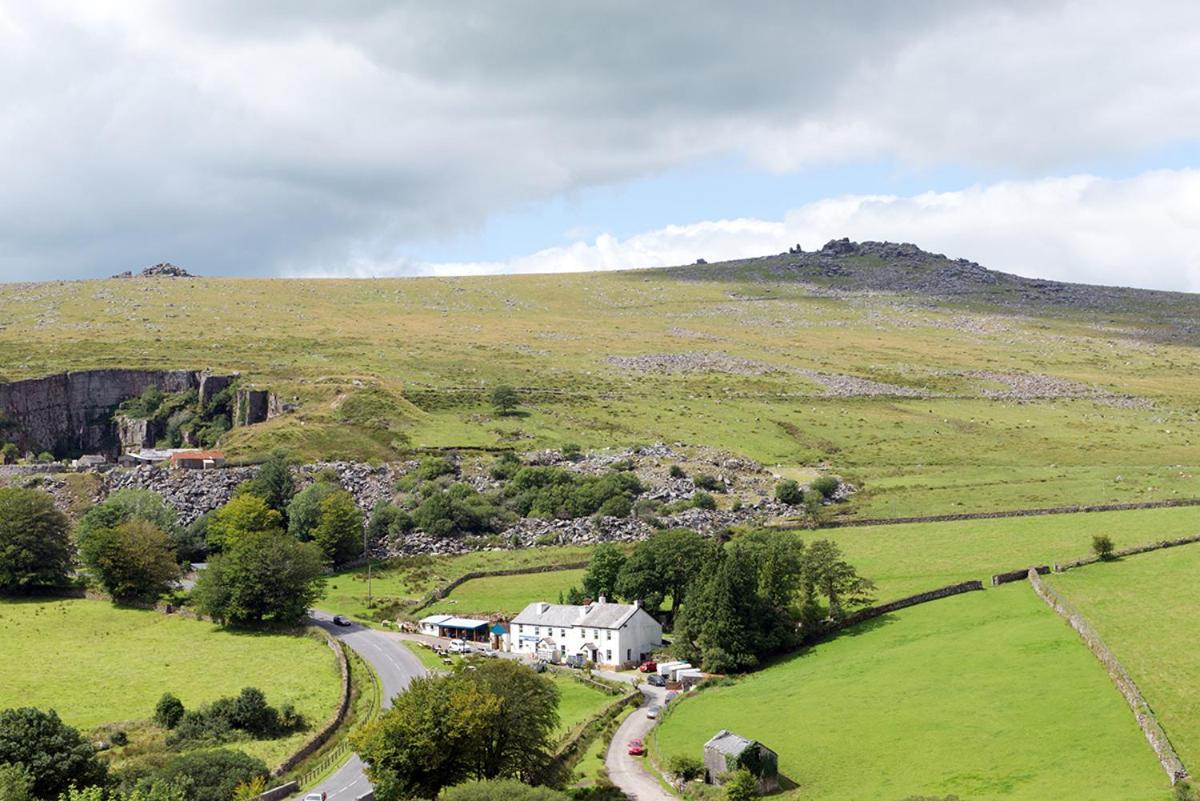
xmin=703 ymin=729 xmax=779 ymax=793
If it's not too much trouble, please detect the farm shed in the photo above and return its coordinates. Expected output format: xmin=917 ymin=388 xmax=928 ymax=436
xmin=703 ymin=729 xmax=779 ymax=793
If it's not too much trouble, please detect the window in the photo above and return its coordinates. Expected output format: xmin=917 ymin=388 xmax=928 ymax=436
xmin=535 ymin=627 xmax=541 ymax=636
xmin=560 ymin=629 xmax=566 ymax=638
xmin=606 ymin=630 xmax=612 ymax=640
xmin=593 ymin=629 xmax=599 ymax=639
xmin=517 ymin=625 xmax=524 ymax=634
xmin=561 ymin=645 xmax=567 ymax=655
xmin=626 ymin=649 xmax=631 ymax=661
xmin=606 ymin=650 xmax=612 ymax=662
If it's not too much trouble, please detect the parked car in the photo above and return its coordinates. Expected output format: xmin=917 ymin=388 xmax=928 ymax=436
xmin=664 ymin=691 xmax=678 ymax=704
xmin=646 ymin=705 xmax=661 ymax=720
xmin=304 ymin=793 xmax=327 ymax=801
xmin=447 ymin=639 xmax=467 ymax=653
xmin=646 ymin=674 xmax=666 ymax=687
xmin=638 ymin=660 xmax=657 ymax=673
xmin=627 ymin=738 xmax=645 ymax=756
xmin=331 ymin=615 xmax=351 ymax=627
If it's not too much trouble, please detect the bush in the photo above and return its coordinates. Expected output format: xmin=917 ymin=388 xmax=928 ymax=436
xmin=287 ymin=481 xmax=338 ymax=541
xmin=693 ymin=473 xmax=721 ymax=491
xmin=773 ymin=479 xmax=802 ymax=506
xmin=0 ymin=763 xmax=32 ymax=801
xmin=0 ymin=707 xmax=107 ymax=799
xmin=1092 ymin=534 xmax=1116 ymax=560
xmin=561 ymin=442 xmax=582 ymax=460
xmin=668 ymin=754 xmax=704 ymax=781
xmin=0 ymin=443 xmax=17 ymax=465
xmin=167 ymin=687 xmax=297 ymax=746
xmin=668 ymin=464 xmax=687 ymax=479
xmin=35 ymin=451 xmax=54 ymax=463
xmin=150 ymin=749 xmax=268 ymax=801
xmin=78 ymin=519 xmax=181 ymax=602
xmin=412 ymin=483 xmax=508 ymax=538
xmin=692 ymin=491 xmax=717 ymax=511
xmin=413 ymin=456 xmax=456 ymax=482
xmin=490 ymin=452 xmax=523 ymax=481
xmin=505 ymin=466 xmax=643 ymax=520
xmin=154 ymin=693 xmax=185 ymax=729
xmin=809 ymin=476 xmax=840 ymax=499
xmin=0 ymin=488 xmax=73 ymax=592
xmin=444 ymin=779 xmax=567 ymax=801
xmin=722 ymin=769 xmax=759 ymax=801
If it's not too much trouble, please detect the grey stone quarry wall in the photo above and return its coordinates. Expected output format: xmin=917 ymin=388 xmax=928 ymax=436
xmin=817 ymin=579 xmax=985 ymax=638
xmin=1027 ymin=569 xmax=1188 ymax=784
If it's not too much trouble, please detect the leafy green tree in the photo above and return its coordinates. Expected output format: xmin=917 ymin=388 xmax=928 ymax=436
xmin=367 ymin=502 xmax=413 ymax=545
xmin=191 ymin=529 xmax=325 ymax=625
xmin=463 ymin=660 xmax=560 ymax=782
xmin=723 ymin=768 xmax=759 ymax=801
xmin=78 ymin=519 xmax=181 ymax=602
xmin=242 ymin=449 xmax=296 ymax=520
xmin=674 ymin=548 xmax=792 ymax=672
xmin=667 ymin=754 xmax=704 ymax=781
xmin=311 ymin=490 xmax=364 ymax=566
xmin=773 ymin=479 xmax=802 ymax=505
xmin=491 ymin=385 xmax=520 ymax=416
xmin=801 ymin=539 xmax=875 ymax=620
xmin=809 ymin=476 xmax=840 ymax=499
xmin=0 ymin=488 xmax=72 ymax=592
xmin=442 ymin=780 xmax=567 ymax=801
xmin=0 ymin=708 xmax=106 ymax=800
xmin=154 ymin=693 xmax=185 ymax=729
xmin=1092 ymin=534 xmax=1116 ymax=561
xmin=614 ymin=528 xmax=715 ymax=618
xmin=287 ymin=481 xmax=338 ymax=541
xmin=0 ymin=763 xmax=32 ymax=801
xmin=76 ymin=488 xmax=181 ymax=552
xmin=582 ymin=543 xmax=626 ymax=601
xmin=204 ymin=495 xmax=284 ymax=552
xmin=147 ymin=749 xmax=267 ymax=801
xmin=731 ymin=530 xmax=806 ymax=611
xmin=0 ymin=443 xmax=18 ymax=465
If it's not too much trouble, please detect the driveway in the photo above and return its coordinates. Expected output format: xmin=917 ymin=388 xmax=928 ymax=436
xmin=605 ymin=684 xmax=675 ymax=801
xmin=300 ymin=612 xmax=428 ymax=801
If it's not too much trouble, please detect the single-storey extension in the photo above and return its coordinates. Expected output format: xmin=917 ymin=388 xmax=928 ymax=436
xmin=417 ymin=614 xmax=491 ymax=642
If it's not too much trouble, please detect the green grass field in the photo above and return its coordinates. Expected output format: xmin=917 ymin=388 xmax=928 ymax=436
xmin=6 ymin=258 xmax=1200 ymax=517
xmin=423 ymin=569 xmax=589 ymax=617
xmin=0 ymin=599 xmax=343 ymax=767
xmin=320 ymin=545 xmax=595 ymax=621
xmin=816 ymin=505 xmax=1200 ymax=601
xmin=653 ymin=587 xmax=1168 ymax=801
xmin=549 ymin=673 xmax=613 ymax=739
xmin=1047 ymin=544 xmax=1200 ymax=771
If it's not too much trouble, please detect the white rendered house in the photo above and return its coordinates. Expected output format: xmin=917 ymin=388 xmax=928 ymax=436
xmin=508 ymin=596 xmax=663 ymax=669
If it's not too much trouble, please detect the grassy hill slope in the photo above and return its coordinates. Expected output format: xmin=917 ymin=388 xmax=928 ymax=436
xmin=4 ymin=242 xmax=1200 ymax=517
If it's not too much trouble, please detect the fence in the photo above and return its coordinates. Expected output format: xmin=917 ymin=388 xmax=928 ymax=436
xmin=294 ymin=645 xmax=383 ymax=790
xmin=1027 ymin=569 xmax=1188 ymax=784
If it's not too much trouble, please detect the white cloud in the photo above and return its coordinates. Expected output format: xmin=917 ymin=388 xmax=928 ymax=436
xmin=341 ymin=170 xmax=1200 ymax=292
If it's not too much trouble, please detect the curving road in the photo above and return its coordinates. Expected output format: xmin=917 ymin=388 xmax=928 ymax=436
xmin=604 ymin=683 xmax=674 ymax=801
xmin=303 ymin=612 xmax=428 ymax=801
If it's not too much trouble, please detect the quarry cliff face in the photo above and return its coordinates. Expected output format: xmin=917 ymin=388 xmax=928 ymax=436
xmin=0 ymin=369 xmax=277 ymax=456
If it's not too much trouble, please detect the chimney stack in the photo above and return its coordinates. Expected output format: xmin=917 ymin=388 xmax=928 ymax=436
xmin=598 ymin=594 xmax=607 ymax=604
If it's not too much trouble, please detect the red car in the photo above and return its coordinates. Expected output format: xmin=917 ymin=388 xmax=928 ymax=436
xmin=627 ymin=738 xmax=645 ymax=756
xmin=638 ymin=660 xmax=657 ymax=673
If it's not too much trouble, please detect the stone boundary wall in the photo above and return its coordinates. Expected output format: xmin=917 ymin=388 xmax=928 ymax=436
xmin=271 ymin=633 xmax=353 ymax=777
xmin=812 ymin=497 xmax=1200 ymax=530
xmin=1027 ymin=569 xmax=1188 ymax=784
xmin=254 ymin=781 xmax=298 ymax=801
xmin=823 ymin=580 xmax=985 ymax=635
xmin=551 ymin=686 xmax=641 ymax=769
xmin=1055 ymin=533 xmax=1200 ymax=572
xmin=991 ymin=565 xmax=1049 ymax=586
xmin=412 ymin=561 xmax=590 ymax=614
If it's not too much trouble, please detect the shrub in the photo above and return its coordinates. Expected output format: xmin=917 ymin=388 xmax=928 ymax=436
xmin=773 ymin=479 xmax=802 ymax=505
xmin=78 ymin=519 xmax=181 ymax=602
xmin=722 ymin=768 xmax=759 ymax=801
xmin=150 ymin=749 xmax=268 ymax=801
xmin=154 ymin=693 xmax=185 ymax=729
xmin=809 ymin=476 xmax=840 ymax=499
xmin=0 ymin=763 xmax=32 ymax=801
xmin=693 ymin=473 xmax=722 ymax=492
xmin=490 ymin=452 xmax=523 ymax=481
xmin=0 ymin=488 xmax=72 ymax=592
xmin=668 ymin=464 xmax=687 ymax=479
xmin=0 ymin=707 xmax=107 ymax=800
xmin=1092 ymin=534 xmax=1116 ymax=561
xmin=443 ymin=779 xmax=567 ymax=801
xmin=167 ymin=687 xmax=296 ymax=746
xmin=0 ymin=443 xmax=17 ymax=465
xmin=561 ymin=442 xmax=582 ymax=460
xmin=287 ymin=481 xmax=338 ymax=541
xmin=413 ymin=456 xmax=456 ymax=482
xmin=35 ymin=451 xmax=54 ymax=463
xmin=692 ymin=491 xmax=717 ymax=511
xmin=506 ymin=467 xmax=643 ymax=520
xmin=668 ymin=754 xmax=704 ymax=781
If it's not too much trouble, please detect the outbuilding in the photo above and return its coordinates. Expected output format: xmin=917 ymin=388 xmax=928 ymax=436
xmin=703 ymin=730 xmax=779 ymax=793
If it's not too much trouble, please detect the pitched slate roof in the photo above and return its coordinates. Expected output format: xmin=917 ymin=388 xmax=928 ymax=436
xmin=512 ymin=600 xmax=643 ymax=629
xmin=705 ymin=730 xmax=755 ymax=757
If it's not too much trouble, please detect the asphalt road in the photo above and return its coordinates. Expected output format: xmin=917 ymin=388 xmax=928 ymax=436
xmin=605 ymin=684 xmax=674 ymax=801
xmin=303 ymin=612 xmax=427 ymax=801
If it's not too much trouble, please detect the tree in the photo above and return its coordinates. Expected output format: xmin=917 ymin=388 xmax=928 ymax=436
xmin=204 ymin=495 xmax=284 ymax=552
xmin=809 ymin=476 xmax=840 ymax=499
xmin=0 ymin=443 xmax=18 ymax=465
xmin=0 ymin=763 xmax=32 ymax=801
xmin=582 ymin=543 xmax=626 ymax=601
xmin=773 ymin=479 xmax=802 ymax=505
xmin=723 ymin=768 xmax=759 ymax=801
xmin=154 ymin=693 xmax=185 ymax=729
xmin=667 ymin=754 xmax=704 ymax=781
xmin=243 ymin=449 xmax=296 ymax=520
xmin=462 ymin=660 xmax=560 ymax=782
xmin=1092 ymin=534 xmax=1116 ymax=561
xmin=311 ymin=490 xmax=364 ymax=566
xmin=491 ymin=385 xmax=520 ymax=416
xmin=367 ymin=502 xmax=413 ymax=545
xmin=731 ymin=530 xmax=806 ymax=611
xmin=0 ymin=708 xmax=107 ymax=800
xmin=78 ymin=519 xmax=181 ymax=602
xmin=191 ymin=529 xmax=325 ymax=625
xmin=0 ymin=488 xmax=72 ymax=592
xmin=442 ymin=780 xmax=567 ymax=801
xmin=286 ymin=481 xmax=338 ymax=541
xmin=801 ymin=539 xmax=875 ymax=620
xmin=615 ymin=528 xmax=715 ymax=618
xmin=148 ymin=749 xmax=268 ymax=801
xmin=75 ymin=489 xmax=181 ymax=547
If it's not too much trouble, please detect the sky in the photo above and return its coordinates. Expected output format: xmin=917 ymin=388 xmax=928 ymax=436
xmin=3 ymin=1 xmax=1200 ymax=290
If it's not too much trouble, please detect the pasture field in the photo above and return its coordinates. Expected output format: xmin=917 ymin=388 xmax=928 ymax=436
xmin=817 ymin=504 xmax=1200 ymax=601
xmin=549 ymin=673 xmax=613 ymax=739
xmin=5 ymin=258 xmax=1200 ymax=517
xmin=652 ymin=586 xmax=1168 ymax=801
xmin=422 ymin=568 xmax=589 ymax=617
xmin=320 ymin=545 xmax=594 ymax=620
xmin=0 ymin=598 xmax=343 ymax=767
xmin=1047 ymin=544 xmax=1200 ymax=770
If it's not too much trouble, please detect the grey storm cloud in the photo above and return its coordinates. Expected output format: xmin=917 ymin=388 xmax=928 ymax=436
xmin=0 ymin=1 xmax=1198 ymax=280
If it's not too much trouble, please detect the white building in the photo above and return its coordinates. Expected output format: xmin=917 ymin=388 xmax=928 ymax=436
xmin=508 ymin=596 xmax=663 ymax=669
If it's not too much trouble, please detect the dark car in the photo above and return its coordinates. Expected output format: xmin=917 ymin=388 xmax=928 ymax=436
xmin=647 ymin=674 xmax=666 ymax=687
xmin=332 ymin=615 xmax=352 ymax=627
